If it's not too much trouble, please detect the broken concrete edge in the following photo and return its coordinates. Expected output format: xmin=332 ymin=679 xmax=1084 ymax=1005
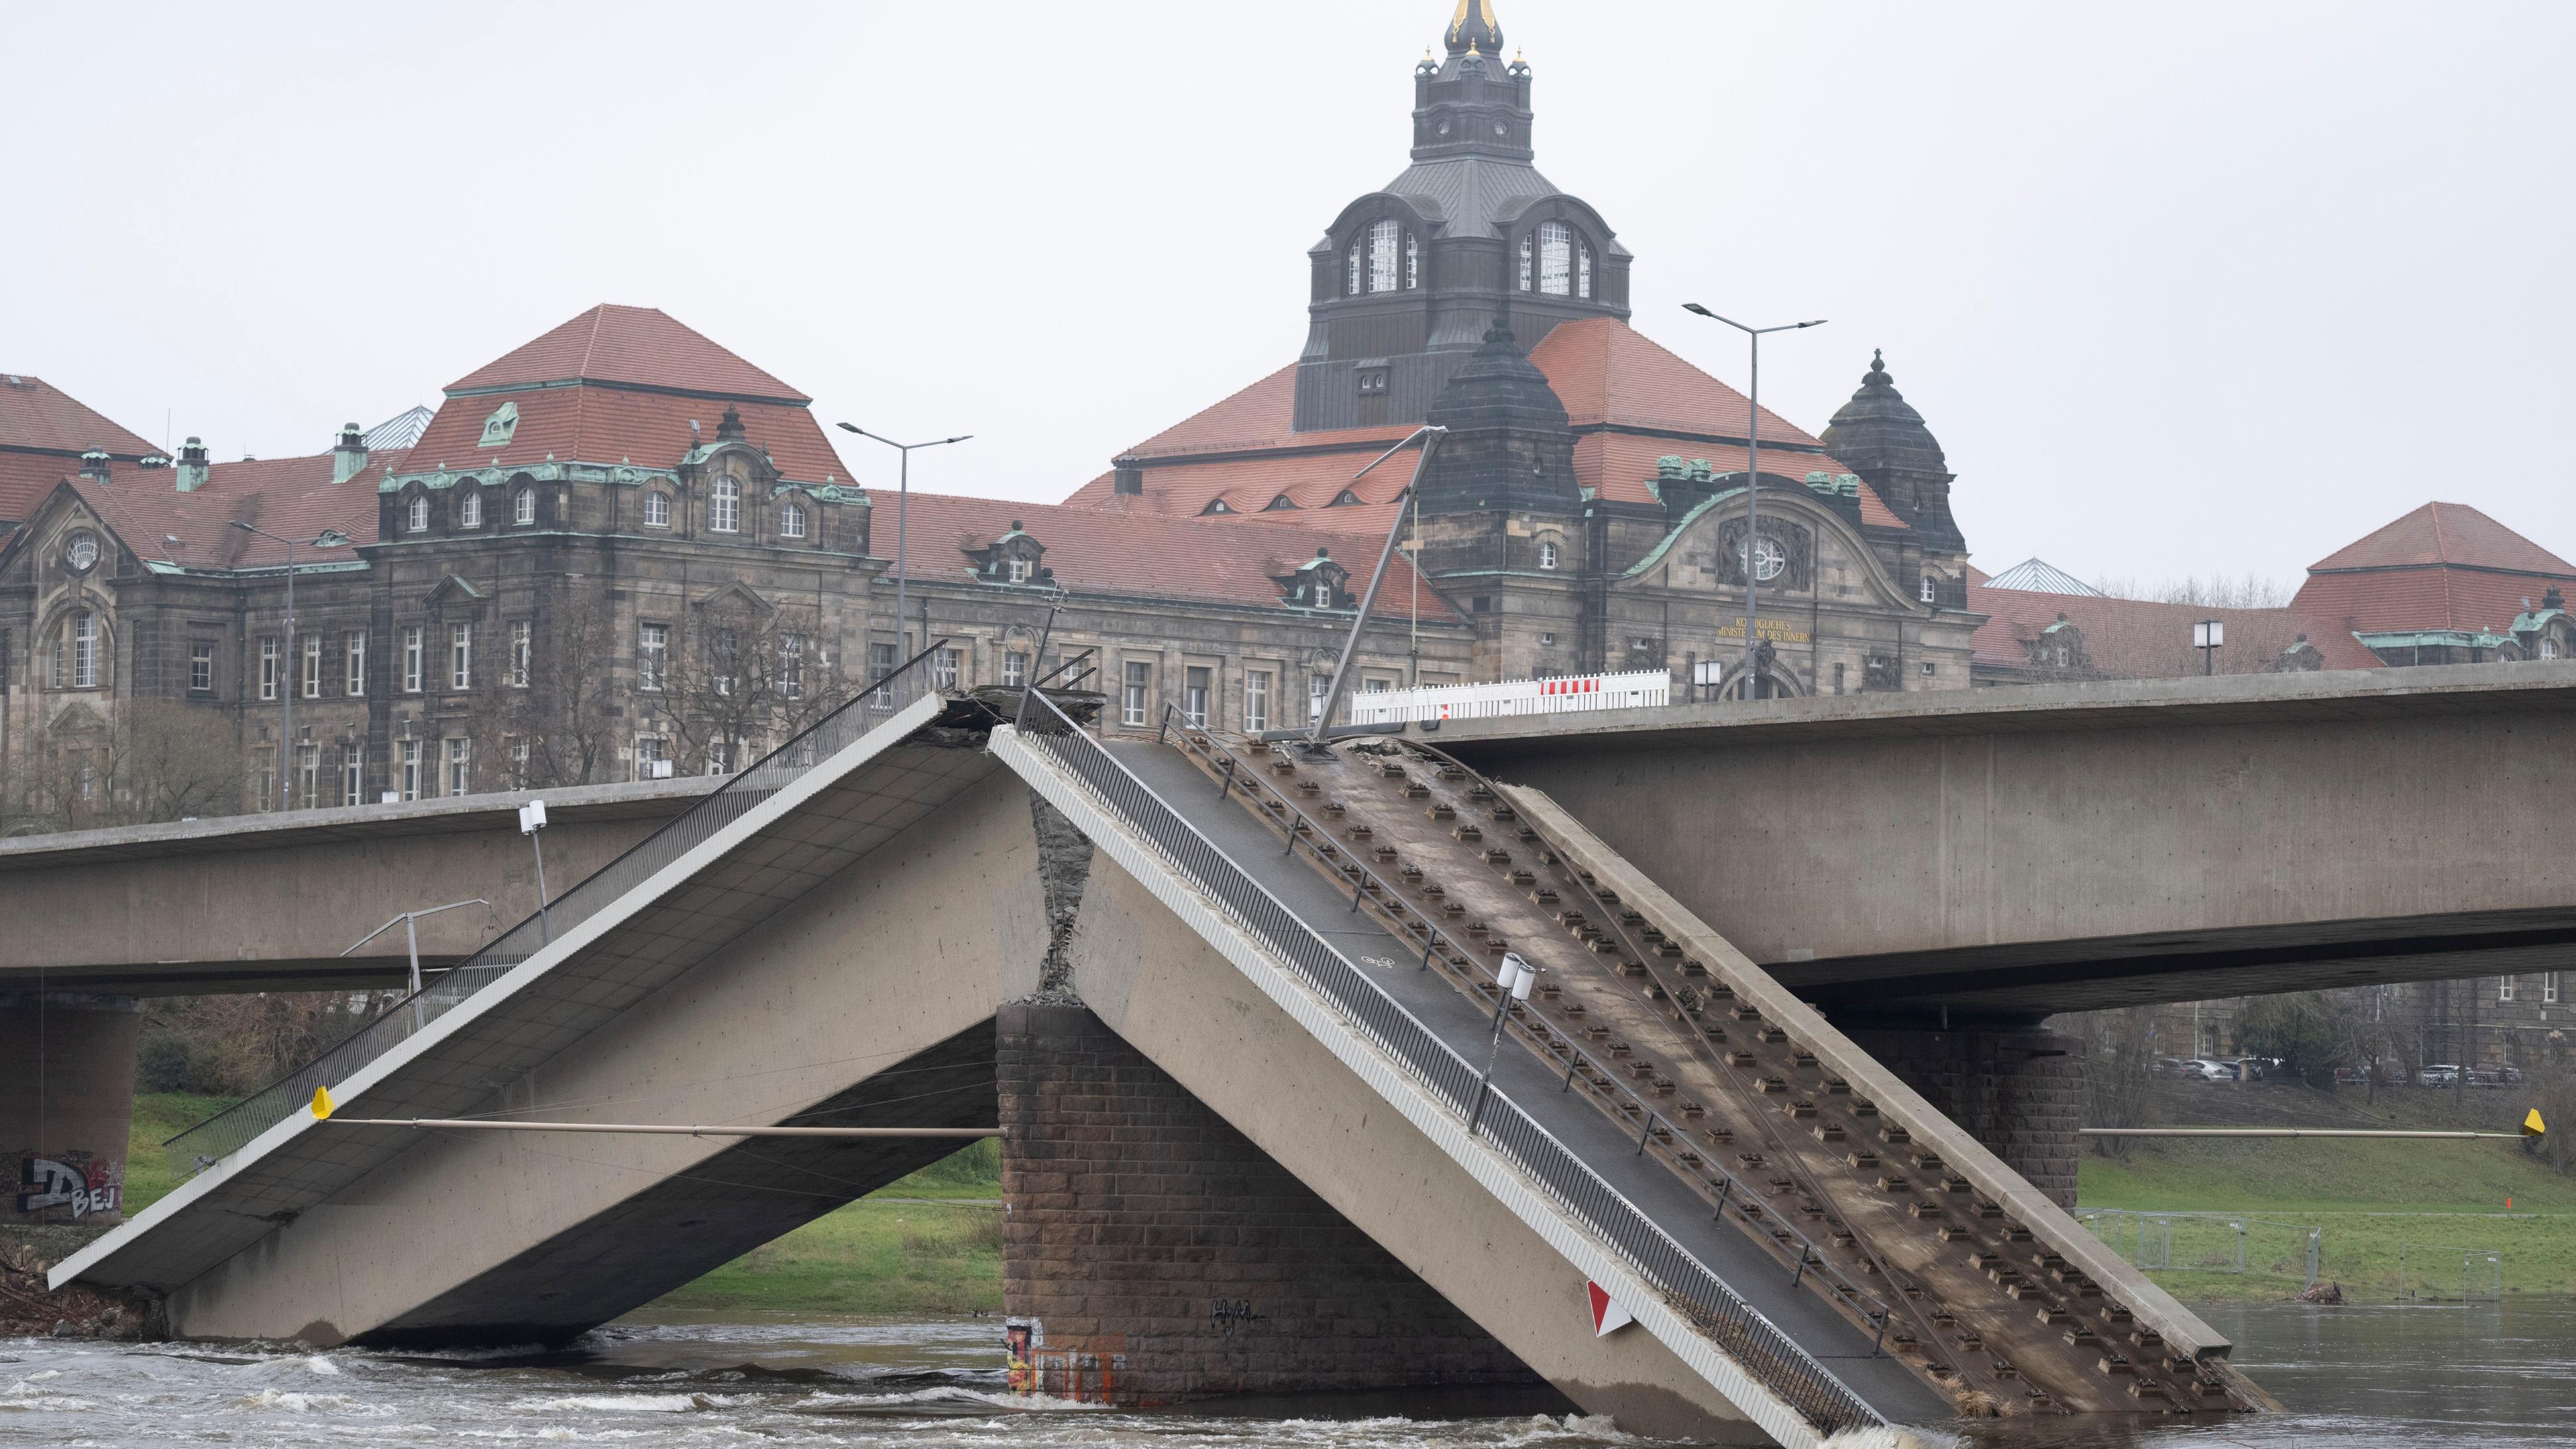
xmin=52 ymin=692 xmax=955 ymax=1297
xmin=990 ymin=725 xmax=1854 ymax=1449
xmin=1499 ymin=782 xmax=2250 ymax=1381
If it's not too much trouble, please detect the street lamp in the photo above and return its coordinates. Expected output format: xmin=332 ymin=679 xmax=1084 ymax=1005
xmin=2194 ymin=619 xmax=2226 ymax=675
xmin=1682 ymin=305 xmax=1824 ymax=699
xmin=837 ymin=423 xmax=971 ymax=661
xmin=232 ymin=522 xmax=354 ymax=810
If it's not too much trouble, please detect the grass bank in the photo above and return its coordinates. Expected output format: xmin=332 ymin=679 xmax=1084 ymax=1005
xmin=2076 ymin=1082 xmax=2575 ymax=1302
xmin=125 ymin=1091 xmax=237 ymax=1212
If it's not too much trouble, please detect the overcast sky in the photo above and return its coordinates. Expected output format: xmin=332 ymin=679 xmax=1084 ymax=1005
xmin=12 ymin=1 xmax=2571 ymax=591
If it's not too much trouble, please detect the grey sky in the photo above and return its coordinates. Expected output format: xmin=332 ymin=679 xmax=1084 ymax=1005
xmin=11 ymin=1 xmax=2571 ymax=590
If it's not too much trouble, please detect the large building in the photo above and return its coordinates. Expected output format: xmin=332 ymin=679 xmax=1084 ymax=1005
xmin=2 ymin=0 xmax=2569 ymax=835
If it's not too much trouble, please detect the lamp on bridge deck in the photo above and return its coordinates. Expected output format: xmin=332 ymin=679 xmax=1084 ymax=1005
xmin=2194 ymin=619 xmax=2226 ymax=675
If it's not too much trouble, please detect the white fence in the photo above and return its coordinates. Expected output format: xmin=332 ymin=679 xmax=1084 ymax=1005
xmin=1346 ymin=669 xmax=1671 ymax=725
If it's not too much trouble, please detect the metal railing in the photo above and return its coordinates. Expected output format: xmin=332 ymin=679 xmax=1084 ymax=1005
xmin=1010 ymin=692 xmax=1882 ymax=1435
xmin=164 ymin=642 xmax=952 ymax=1178
xmin=1161 ymin=719 xmax=1898 ymax=1344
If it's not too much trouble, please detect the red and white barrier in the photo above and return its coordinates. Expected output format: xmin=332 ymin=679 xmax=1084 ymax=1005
xmin=1348 ymin=668 xmax=1670 ymax=725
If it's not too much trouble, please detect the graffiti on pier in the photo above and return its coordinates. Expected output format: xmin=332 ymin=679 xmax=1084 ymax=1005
xmin=1210 ymin=1298 xmax=1267 ymax=1336
xmin=15 ymin=1150 xmax=122 ymax=1220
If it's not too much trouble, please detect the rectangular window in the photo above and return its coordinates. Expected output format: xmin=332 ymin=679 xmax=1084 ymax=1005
xmin=1309 ymin=672 xmax=1331 ymax=723
xmin=1244 ymin=669 xmax=1271 ymax=733
xmin=258 ymin=635 xmax=280 ymax=700
xmin=256 ymin=761 xmax=275 ymax=812
xmin=1363 ymin=676 xmax=1391 ymax=694
xmin=779 ymin=634 xmax=804 ymax=698
xmin=1002 ymin=651 xmax=1027 ymax=688
xmin=298 ymin=745 xmax=321 ymax=810
xmin=1122 ymin=661 xmax=1151 ymax=727
xmin=449 ymin=623 xmax=472 ymax=690
xmin=301 ymin=634 xmax=322 ymax=698
xmin=2547 ymin=972 xmax=2562 ymax=1006
xmin=869 ymin=641 xmax=898 ymax=705
xmin=1184 ymin=665 xmax=1210 ymax=729
xmin=2500 ymin=976 xmax=2516 ymax=1003
xmin=1006 ymin=556 xmax=1030 ymax=584
xmin=712 ymin=629 xmax=739 ymax=696
xmin=399 ymin=739 xmax=421 ymax=802
xmin=402 ymin=626 xmax=423 ymax=692
xmin=445 ymin=737 xmax=470 ymax=797
xmin=708 ymin=739 xmax=736 ymax=775
xmin=639 ymin=623 xmax=667 ymax=690
xmin=189 ymin=641 xmax=215 ymax=694
xmin=934 ymin=646 xmax=962 ymax=691
xmin=345 ymin=631 xmax=366 ymax=696
xmin=508 ymin=735 xmax=531 ymax=787
xmin=342 ymin=749 xmax=362 ymax=807
xmin=510 ymin=620 xmax=531 ymax=688
xmin=637 ymin=735 xmax=669 ymax=780
xmin=710 ymin=476 xmax=740 ymax=533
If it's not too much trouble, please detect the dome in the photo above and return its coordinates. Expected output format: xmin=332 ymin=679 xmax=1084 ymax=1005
xmin=1819 ymin=349 xmax=1947 ymax=480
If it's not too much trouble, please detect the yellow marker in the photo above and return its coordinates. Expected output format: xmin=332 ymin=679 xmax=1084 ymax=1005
xmin=313 ymin=1086 xmax=336 ymax=1121
xmin=2525 ymin=1108 xmax=2547 ymax=1138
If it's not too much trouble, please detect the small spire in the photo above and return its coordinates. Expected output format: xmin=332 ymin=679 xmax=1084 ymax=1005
xmin=1444 ymin=0 xmax=1503 ymax=58
xmin=1864 ymin=348 xmax=1891 ymax=386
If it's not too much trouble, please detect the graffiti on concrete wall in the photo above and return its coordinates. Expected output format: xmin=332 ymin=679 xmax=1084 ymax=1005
xmin=14 ymin=1150 xmax=122 ymax=1220
xmin=1209 ymin=1298 xmax=1267 ymax=1336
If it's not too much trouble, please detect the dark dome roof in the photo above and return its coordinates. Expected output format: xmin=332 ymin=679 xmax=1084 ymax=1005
xmin=1426 ymin=321 xmax=1570 ymax=433
xmin=1819 ymin=349 xmax=1947 ymax=480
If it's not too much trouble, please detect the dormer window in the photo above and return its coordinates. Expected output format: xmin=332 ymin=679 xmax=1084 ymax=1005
xmin=710 ymin=476 xmax=740 ymax=533
xmin=1405 ymin=233 xmax=1419 ymax=288
xmin=1537 ymin=221 xmax=1572 ymax=296
xmin=408 ymin=494 xmax=429 ymax=532
xmin=514 ymin=488 xmax=536 ymax=525
xmin=1005 ymin=555 xmax=1030 ymax=584
xmin=1356 ymin=368 xmax=1391 ymax=396
xmin=1368 ymin=219 xmax=1400 ymax=292
xmin=460 ymin=492 xmax=482 ymax=529
xmin=1263 ymin=494 xmax=1299 ymax=512
xmin=781 ymin=500 xmax=807 ymax=539
xmin=1577 ymin=239 xmax=1593 ymax=299
xmin=644 ymin=492 xmax=671 ymax=528
xmin=1330 ymin=488 xmax=1361 ymax=506
xmin=1346 ymin=241 xmax=1362 ymax=296
xmin=1203 ymin=496 xmax=1233 ymax=515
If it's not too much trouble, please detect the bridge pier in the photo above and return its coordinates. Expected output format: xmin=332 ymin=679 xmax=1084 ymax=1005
xmin=996 ymin=1001 xmax=1552 ymax=1407
xmin=1 ymin=992 xmax=140 ymax=1227
xmin=1846 ymin=1025 xmax=2084 ymax=1210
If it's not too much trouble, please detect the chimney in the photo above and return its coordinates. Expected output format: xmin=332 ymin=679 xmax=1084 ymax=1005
xmin=175 ymin=436 xmax=211 ymax=492
xmin=78 ymin=449 xmax=111 ymax=482
xmin=332 ymin=422 xmax=369 ymax=484
xmin=1112 ymin=455 xmax=1144 ymax=496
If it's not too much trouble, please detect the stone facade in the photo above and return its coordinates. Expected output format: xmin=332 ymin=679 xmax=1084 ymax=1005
xmin=996 ymin=1002 xmax=1540 ymax=1404
xmin=1847 ymin=1026 xmax=2084 ymax=1211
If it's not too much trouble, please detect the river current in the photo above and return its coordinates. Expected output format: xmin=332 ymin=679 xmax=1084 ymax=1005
xmin=1 ymin=1301 xmax=2568 ymax=1447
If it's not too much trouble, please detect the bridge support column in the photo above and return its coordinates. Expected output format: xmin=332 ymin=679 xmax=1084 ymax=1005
xmin=0 ymin=992 xmax=140 ymax=1226
xmin=1846 ymin=1026 xmax=2082 ymax=1211
xmin=996 ymin=1001 xmax=1548 ymax=1407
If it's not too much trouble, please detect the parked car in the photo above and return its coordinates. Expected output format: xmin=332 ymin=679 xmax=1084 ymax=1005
xmin=2184 ymin=1059 xmax=2239 ymax=1081
xmin=2420 ymin=1064 xmax=2462 ymax=1087
xmin=2154 ymin=1056 xmax=2200 ymax=1078
xmin=2469 ymin=1065 xmax=2525 ymax=1088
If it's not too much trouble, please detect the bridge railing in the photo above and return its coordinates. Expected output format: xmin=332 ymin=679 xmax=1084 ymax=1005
xmin=163 ymin=642 xmax=951 ymax=1179
xmin=1010 ymin=692 xmax=1880 ymax=1437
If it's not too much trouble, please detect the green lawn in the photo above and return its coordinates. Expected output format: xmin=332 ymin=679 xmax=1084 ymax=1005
xmin=2077 ymin=1085 xmax=2575 ymax=1301
xmin=125 ymin=1091 xmax=237 ymax=1212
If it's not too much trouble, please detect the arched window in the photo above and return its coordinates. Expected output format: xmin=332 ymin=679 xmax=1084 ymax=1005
xmin=710 ymin=476 xmax=740 ymax=533
xmin=1203 ymin=496 xmax=1233 ymax=515
xmin=1405 ymin=232 xmax=1419 ymax=288
xmin=1577 ymin=240 xmax=1593 ymax=299
xmin=780 ymin=500 xmax=807 ymax=539
xmin=1368 ymin=219 xmax=1400 ymax=292
xmin=1538 ymin=541 xmax=1559 ymax=570
xmin=1920 ymin=574 xmax=1936 ymax=604
xmin=60 ymin=610 xmax=99 ymax=689
xmin=408 ymin=494 xmax=429 ymax=532
xmin=644 ymin=492 xmax=671 ymax=528
xmin=1538 ymin=221 xmax=1572 ymax=296
xmin=514 ymin=488 xmax=536 ymax=525
xmin=1518 ymin=233 xmax=1534 ymax=291
xmin=460 ymin=491 xmax=482 ymax=528
xmin=1346 ymin=242 xmax=1362 ymax=296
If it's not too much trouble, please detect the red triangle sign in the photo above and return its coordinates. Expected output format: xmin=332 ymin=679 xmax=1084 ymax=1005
xmin=1587 ymin=1280 xmax=1633 ymax=1337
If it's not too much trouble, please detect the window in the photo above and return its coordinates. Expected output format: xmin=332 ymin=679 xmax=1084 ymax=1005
xmin=1538 ymin=540 xmax=1558 ymax=570
xmin=189 ymin=641 xmax=214 ymax=693
xmin=301 ymin=634 xmax=322 ymax=698
xmin=644 ymin=492 xmax=671 ymax=528
xmin=449 ymin=623 xmax=472 ymax=690
xmin=408 ymin=494 xmax=430 ymax=532
xmin=402 ymin=626 xmax=423 ymax=692
xmin=1921 ymin=574 xmax=1936 ymax=604
xmin=298 ymin=745 xmax=321 ymax=810
xmin=1368 ymin=219 xmax=1400 ymax=292
xmin=510 ymin=620 xmax=531 ymax=688
xmin=258 ymin=633 xmax=279 ymax=700
xmin=637 ymin=735 xmax=669 ymax=780
xmin=869 ymin=641 xmax=898 ymax=705
xmin=1346 ymin=241 xmax=1362 ymax=296
xmin=341 ymin=749 xmax=362 ymax=807
xmin=708 ymin=739 xmax=736 ymax=775
xmin=515 ymin=488 xmax=537 ymax=525
xmin=1184 ymin=665 xmax=1211 ymax=728
xmin=1364 ymin=676 xmax=1391 ymax=694
xmin=344 ymin=631 xmax=367 ymax=696
xmin=710 ymin=476 xmax=739 ymax=533
xmin=1244 ymin=669 xmax=1271 ymax=733
xmin=1518 ymin=233 xmax=1534 ymax=291
xmin=1576 ymin=240 xmax=1593 ymax=299
xmin=639 ymin=623 xmax=667 ymax=690
xmin=399 ymin=739 xmax=421 ymax=802
xmin=934 ymin=646 xmax=962 ymax=690
xmin=781 ymin=500 xmax=806 ymax=539
xmin=1405 ymin=232 xmax=1419 ymax=289
xmin=460 ymin=491 xmax=482 ymax=528
xmin=1309 ymin=672 xmax=1331 ymax=723
xmin=508 ymin=736 xmax=530 ymax=788
xmin=1007 ymin=556 xmax=1031 ymax=584
xmin=60 ymin=610 xmax=98 ymax=688
xmin=1002 ymin=651 xmax=1027 ymax=688
xmin=1537 ymin=221 xmax=1572 ymax=296
xmin=779 ymin=634 xmax=804 ymax=698
xmin=1122 ymin=661 xmax=1151 ymax=727
xmin=256 ymin=760 xmax=274 ymax=812
xmin=2547 ymin=972 xmax=2562 ymax=1005
xmin=445 ymin=738 xmax=470 ymax=797
xmin=2500 ymin=976 xmax=2516 ymax=1003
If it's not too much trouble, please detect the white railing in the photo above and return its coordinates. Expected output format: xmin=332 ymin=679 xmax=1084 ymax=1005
xmin=1348 ymin=669 xmax=1671 ymax=725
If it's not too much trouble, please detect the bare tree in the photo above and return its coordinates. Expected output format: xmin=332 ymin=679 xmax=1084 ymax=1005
xmin=2068 ymin=1006 xmax=2160 ymax=1159
xmin=0 ymin=697 xmax=241 ymax=834
xmin=465 ymin=585 xmax=625 ymax=790
xmin=2095 ymin=572 xmax=2294 ymax=608
xmin=659 ymin=597 xmax=853 ymax=774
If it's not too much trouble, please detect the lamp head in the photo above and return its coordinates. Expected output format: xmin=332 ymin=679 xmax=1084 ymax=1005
xmin=1682 ymin=302 xmax=1715 ymax=317
xmin=313 ymin=528 xmax=352 ymax=549
xmin=836 ymin=421 xmax=863 ymax=434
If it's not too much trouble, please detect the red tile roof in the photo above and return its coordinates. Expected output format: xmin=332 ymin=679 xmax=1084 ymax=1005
xmin=445 ymin=305 xmax=808 ymax=402
xmin=0 ymin=374 xmax=162 ymax=519
xmin=57 ymin=450 xmax=401 ymax=574
xmin=2307 ymin=501 xmax=2575 ymax=575
xmin=890 ymin=491 xmax=1461 ymax=622
xmin=2288 ymin=503 xmax=2576 ymax=634
xmin=1528 ymin=319 xmax=1820 ymax=445
xmin=1968 ymin=582 xmax=2381 ymax=676
xmin=403 ymin=386 xmax=851 ymax=484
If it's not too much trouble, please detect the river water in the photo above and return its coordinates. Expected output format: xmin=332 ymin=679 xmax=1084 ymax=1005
xmin=1 ymin=1301 xmax=2568 ymax=1447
